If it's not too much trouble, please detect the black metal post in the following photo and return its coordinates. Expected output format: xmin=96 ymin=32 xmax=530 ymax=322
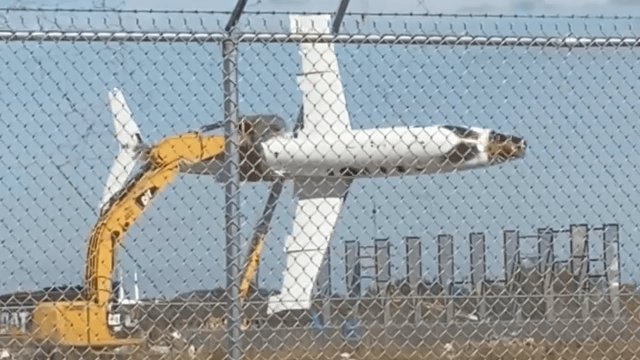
xmin=332 ymin=0 xmax=351 ymax=34
xmin=226 ymin=0 xmax=249 ymax=32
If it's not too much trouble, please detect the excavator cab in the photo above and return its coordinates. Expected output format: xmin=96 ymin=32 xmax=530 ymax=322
xmin=238 ymin=114 xmax=287 ymax=140
xmin=198 ymin=114 xmax=286 ymax=140
xmin=181 ymin=114 xmax=286 ymax=182
xmin=198 ymin=121 xmax=225 ymax=133
xmin=237 ymin=114 xmax=287 ymax=182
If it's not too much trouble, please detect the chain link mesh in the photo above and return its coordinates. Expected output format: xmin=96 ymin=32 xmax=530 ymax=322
xmin=0 ymin=8 xmax=640 ymax=360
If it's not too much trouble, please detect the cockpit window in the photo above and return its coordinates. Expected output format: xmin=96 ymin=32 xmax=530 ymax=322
xmin=489 ymin=131 xmax=510 ymax=143
xmin=442 ymin=125 xmax=480 ymax=140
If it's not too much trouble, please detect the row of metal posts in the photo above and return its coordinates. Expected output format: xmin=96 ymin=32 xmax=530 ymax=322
xmin=337 ymin=224 xmax=620 ymax=325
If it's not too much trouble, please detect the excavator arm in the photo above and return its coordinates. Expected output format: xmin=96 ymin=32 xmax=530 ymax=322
xmin=31 ymin=132 xmax=225 ymax=347
xmin=239 ymin=178 xmax=284 ymax=301
xmin=85 ymin=132 xmax=225 ymax=306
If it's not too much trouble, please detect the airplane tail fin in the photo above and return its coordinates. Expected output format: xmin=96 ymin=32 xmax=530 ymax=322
xmin=99 ymin=88 xmax=145 ymax=208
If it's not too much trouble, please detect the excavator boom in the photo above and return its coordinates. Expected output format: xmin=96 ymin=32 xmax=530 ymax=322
xmin=86 ymin=133 xmax=225 ymax=306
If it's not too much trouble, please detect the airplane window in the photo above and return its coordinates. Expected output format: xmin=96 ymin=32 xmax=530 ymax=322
xmin=442 ymin=125 xmax=479 ymax=139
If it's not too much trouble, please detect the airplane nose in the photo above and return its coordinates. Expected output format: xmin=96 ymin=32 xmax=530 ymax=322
xmin=512 ymin=136 xmax=527 ymax=157
xmin=515 ymin=135 xmax=526 ymax=147
xmin=487 ymin=131 xmax=527 ymax=161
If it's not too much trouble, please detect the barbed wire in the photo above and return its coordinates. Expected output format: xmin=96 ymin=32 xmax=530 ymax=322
xmin=0 ymin=7 xmax=639 ymax=20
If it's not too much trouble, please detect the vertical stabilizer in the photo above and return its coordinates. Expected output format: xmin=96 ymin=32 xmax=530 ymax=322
xmin=100 ymin=88 xmax=145 ymax=208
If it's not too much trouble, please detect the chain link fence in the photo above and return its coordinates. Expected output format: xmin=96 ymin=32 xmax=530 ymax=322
xmin=1 ymin=8 xmax=640 ymax=360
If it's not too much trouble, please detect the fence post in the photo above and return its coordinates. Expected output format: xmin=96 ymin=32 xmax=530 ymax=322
xmin=222 ymin=34 xmax=243 ymax=360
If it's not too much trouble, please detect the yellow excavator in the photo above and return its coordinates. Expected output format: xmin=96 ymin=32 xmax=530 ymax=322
xmin=25 ymin=89 xmax=287 ymax=353
xmin=30 ymin=131 xmax=226 ymax=348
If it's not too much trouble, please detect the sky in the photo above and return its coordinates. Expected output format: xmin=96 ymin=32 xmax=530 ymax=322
xmin=2 ymin=0 xmax=640 ymax=16
xmin=2 ymin=0 xmax=640 ymax=301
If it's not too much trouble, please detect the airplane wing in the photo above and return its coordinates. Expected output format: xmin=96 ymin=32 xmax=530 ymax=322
xmin=268 ymin=177 xmax=351 ymax=314
xmin=290 ymin=14 xmax=351 ymax=138
xmin=267 ymin=15 xmax=354 ymax=314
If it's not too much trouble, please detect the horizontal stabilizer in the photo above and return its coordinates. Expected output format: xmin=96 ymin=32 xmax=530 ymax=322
xmin=109 ymin=88 xmax=142 ymax=151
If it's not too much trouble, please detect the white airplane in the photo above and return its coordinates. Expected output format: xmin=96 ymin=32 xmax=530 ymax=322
xmin=101 ymin=14 xmax=526 ymax=315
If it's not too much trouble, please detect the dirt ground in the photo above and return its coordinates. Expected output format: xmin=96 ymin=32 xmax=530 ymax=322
xmin=118 ymin=339 xmax=640 ymax=360
xmin=5 ymin=294 xmax=640 ymax=359
xmin=4 ymin=333 xmax=640 ymax=360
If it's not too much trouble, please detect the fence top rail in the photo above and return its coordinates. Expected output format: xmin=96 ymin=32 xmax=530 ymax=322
xmin=0 ymin=30 xmax=639 ymax=47
xmin=2 ymin=8 xmax=640 ymax=20
xmin=2 ymin=10 xmax=639 ymax=39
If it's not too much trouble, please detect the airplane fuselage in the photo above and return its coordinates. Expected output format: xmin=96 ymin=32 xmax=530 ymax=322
xmin=258 ymin=125 xmax=525 ymax=180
